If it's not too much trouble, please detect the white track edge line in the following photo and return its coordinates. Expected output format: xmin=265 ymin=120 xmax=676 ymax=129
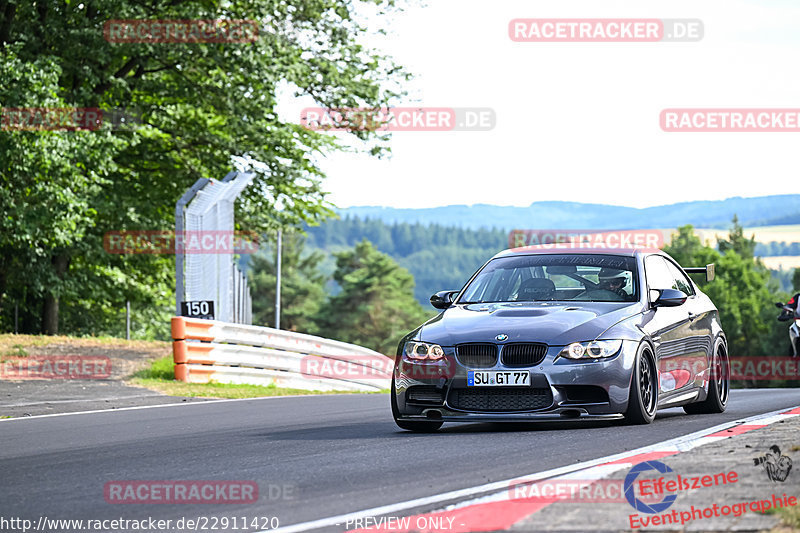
xmin=0 ymin=393 xmax=372 ymax=422
xmin=266 ymin=404 xmax=800 ymax=533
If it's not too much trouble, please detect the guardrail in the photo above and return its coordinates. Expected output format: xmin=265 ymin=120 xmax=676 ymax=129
xmin=171 ymin=317 xmax=393 ymax=392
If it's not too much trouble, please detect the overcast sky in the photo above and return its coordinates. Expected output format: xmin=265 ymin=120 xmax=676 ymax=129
xmin=279 ymin=0 xmax=800 ymax=209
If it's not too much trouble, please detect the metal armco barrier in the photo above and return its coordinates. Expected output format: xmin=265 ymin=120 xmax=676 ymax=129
xmin=171 ymin=317 xmax=393 ymax=392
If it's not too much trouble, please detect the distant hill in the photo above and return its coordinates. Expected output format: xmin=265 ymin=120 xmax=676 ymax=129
xmin=338 ymin=195 xmax=800 ymax=231
xmin=304 ymin=213 xmax=800 ymax=306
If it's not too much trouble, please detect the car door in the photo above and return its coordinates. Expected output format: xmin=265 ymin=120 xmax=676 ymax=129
xmin=642 ymin=255 xmax=693 ymax=399
xmin=662 ymin=257 xmax=714 ymax=389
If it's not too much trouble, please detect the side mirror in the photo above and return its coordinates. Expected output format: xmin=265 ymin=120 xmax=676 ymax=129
xmin=653 ymin=288 xmax=688 ymax=307
xmin=430 ymin=290 xmax=458 ymax=310
xmin=776 ymin=302 xmax=787 ymax=309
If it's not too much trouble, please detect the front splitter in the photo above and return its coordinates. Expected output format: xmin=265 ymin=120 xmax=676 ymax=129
xmin=399 ymin=408 xmax=624 ymax=423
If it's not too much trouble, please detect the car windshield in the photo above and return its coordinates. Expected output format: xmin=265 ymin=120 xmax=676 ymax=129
xmin=458 ymin=254 xmax=638 ymax=303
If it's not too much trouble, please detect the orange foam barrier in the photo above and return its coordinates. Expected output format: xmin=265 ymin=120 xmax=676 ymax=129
xmin=170 ymin=316 xmax=214 ymax=382
xmin=172 ymin=341 xmax=215 ymax=365
xmin=172 ymin=317 xmax=216 ymax=382
xmin=174 ymin=362 xmax=187 ymax=381
xmin=171 ymin=316 xmax=215 ymax=341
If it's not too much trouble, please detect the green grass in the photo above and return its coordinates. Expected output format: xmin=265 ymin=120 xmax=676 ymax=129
xmin=767 ymin=504 xmax=800 ymax=529
xmin=131 ymin=355 xmax=175 ymax=380
xmin=8 ymin=344 xmax=28 ymax=357
xmin=129 ymin=356 xmax=389 ymax=399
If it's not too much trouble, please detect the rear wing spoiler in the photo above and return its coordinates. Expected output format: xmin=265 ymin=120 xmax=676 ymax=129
xmin=684 ymin=263 xmax=715 ymax=282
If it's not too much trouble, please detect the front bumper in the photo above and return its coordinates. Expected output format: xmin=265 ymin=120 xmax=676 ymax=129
xmin=397 ymin=410 xmax=625 ymax=423
xmin=393 ymin=340 xmax=638 ymax=422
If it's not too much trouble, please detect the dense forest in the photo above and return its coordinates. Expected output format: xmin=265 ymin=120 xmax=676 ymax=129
xmin=304 ymin=216 xmax=800 ymax=306
xmin=304 ymin=218 xmax=508 ymax=304
xmin=754 ymin=241 xmax=800 ymax=256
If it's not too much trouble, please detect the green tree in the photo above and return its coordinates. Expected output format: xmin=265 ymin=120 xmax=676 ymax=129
xmin=662 ymin=225 xmax=718 ymax=269
xmin=664 ymin=221 xmax=785 ymax=357
xmin=304 ymin=217 xmax=507 ymax=305
xmin=792 ymin=268 xmax=800 ymax=293
xmin=249 ymin=232 xmax=327 ymax=333
xmin=0 ymin=0 xmax=407 ymax=335
xmin=717 ymin=215 xmax=756 ymax=260
xmin=315 ymin=240 xmax=429 ymax=354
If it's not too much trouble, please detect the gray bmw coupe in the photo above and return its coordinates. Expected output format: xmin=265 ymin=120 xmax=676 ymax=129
xmin=391 ymin=245 xmax=729 ymax=431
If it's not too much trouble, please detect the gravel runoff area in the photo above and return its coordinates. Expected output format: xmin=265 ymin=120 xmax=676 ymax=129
xmin=511 ymin=413 xmax=800 ymax=532
xmin=0 ymin=337 xmax=208 ymax=418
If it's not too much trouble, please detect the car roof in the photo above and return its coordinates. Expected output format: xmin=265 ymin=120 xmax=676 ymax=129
xmin=492 ymin=244 xmax=660 ymax=259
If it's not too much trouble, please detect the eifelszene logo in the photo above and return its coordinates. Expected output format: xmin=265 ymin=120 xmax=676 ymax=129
xmin=624 ymin=461 xmax=677 ymax=514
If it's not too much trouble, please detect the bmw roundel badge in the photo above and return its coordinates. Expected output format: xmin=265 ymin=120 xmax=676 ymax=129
xmin=495 ymin=333 xmax=508 ymax=341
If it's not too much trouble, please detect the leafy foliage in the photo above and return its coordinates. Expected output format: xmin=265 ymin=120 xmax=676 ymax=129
xmin=314 ymin=240 xmax=430 ymax=354
xmin=664 ymin=221 xmax=789 ymax=357
xmin=0 ymin=0 xmax=407 ymax=335
xmin=249 ymin=232 xmax=326 ymax=333
xmin=305 ymin=216 xmax=507 ymax=304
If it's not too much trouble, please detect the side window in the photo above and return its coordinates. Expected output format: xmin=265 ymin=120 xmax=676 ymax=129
xmin=664 ymin=259 xmax=695 ymax=296
xmin=644 ymin=256 xmax=673 ymax=291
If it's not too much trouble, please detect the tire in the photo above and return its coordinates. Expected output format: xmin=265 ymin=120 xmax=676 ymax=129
xmin=623 ymin=344 xmax=658 ymax=425
xmin=684 ymin=343 xmax=729 ymax=415
xmin=391 ymin=378 xmax=443 ymax=432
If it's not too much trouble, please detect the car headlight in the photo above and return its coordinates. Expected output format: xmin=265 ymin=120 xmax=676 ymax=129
xmin=404 ymin=341 xmax=445 ymax=361
xmin=561 ymin=340 xmax=622 ymax=360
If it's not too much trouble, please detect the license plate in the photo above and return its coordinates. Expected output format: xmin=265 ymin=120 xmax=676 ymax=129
xmin=468 ymin=371 xmax=530 ymax=386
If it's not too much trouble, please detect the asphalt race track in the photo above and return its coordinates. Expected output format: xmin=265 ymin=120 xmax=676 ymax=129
xmin=2 ymin=389 xmax=799 ymax=532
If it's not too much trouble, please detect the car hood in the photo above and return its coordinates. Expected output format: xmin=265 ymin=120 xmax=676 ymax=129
xmin=415 ymin=301 xmax=644 ymax=346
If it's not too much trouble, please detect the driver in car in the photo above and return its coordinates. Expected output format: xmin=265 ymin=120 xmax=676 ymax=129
xmin=598 ymin=268 xmax=629 ymax=299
